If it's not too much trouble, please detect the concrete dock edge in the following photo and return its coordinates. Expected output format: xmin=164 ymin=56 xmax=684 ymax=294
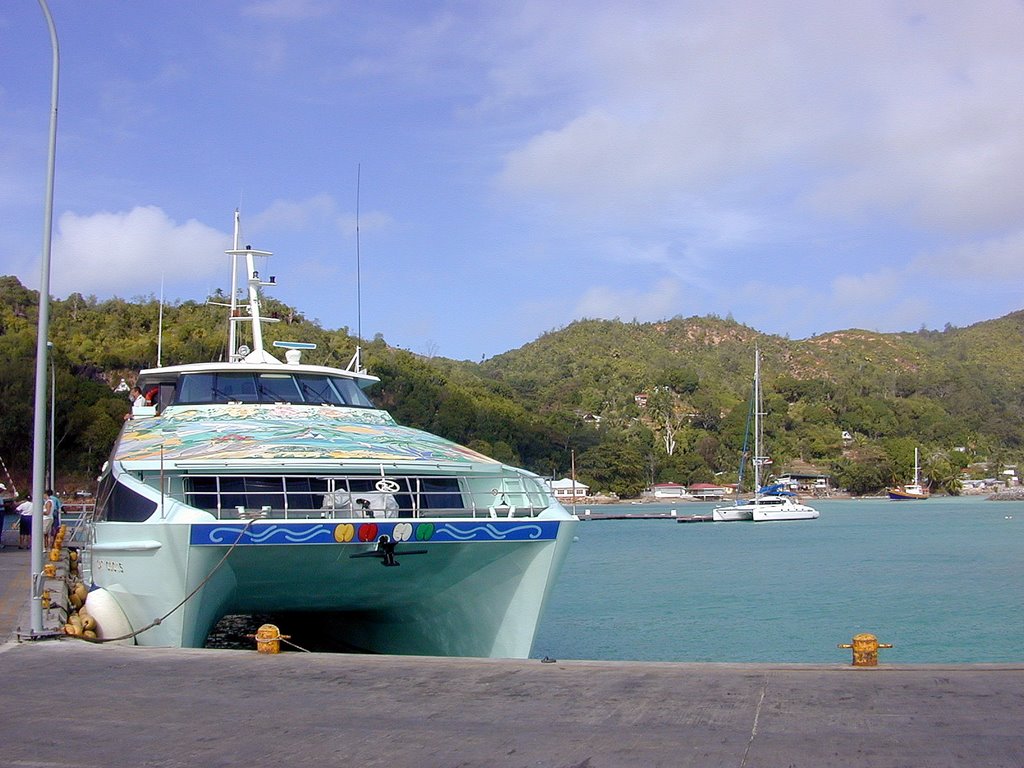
xmin=2 ymin=546 xmax=1022 ymax=767
xmin=1 ymin=640 xmax=1021 ymax=768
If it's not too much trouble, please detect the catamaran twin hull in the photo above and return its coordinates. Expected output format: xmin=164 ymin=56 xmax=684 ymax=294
xmin=86 ymin=219 xmax=578 ymax=658
xmin=88 ymin=403 xmax=578 ymax=656
xmin=91 ymin=513 xmax=576 ymax=657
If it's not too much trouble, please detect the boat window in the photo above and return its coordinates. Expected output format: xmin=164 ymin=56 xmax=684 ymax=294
xmin=177 ymin=372 xmax=258 ymax=404
xmin=176 ymin=371 xmax=374 ymax=407
xmin=188 ymin=476 xmax=220 ymax=510
xmin=220 ymin=476 xmax=283 ymax=512
xmin=97 ymin=478 xmax=158 ymax=523
xmin=333 ymin=377 xmax=374 ymax=407
xmin=258 ymin=373 xmax=300 ymax=403
xmin=182 ymin=474 xmax=466 ymax=518
xmin=217 ymin=373 xmax=259 ymax=402
xmin=177 ymin=373 xmax=217 ymax=404
xmin=418 ymin=477 xmax=463 ymax=509
xmin=294 ymin=374 xmax=345 ymax=405
xmin=285 ymin=476 xmax=329 ymax=511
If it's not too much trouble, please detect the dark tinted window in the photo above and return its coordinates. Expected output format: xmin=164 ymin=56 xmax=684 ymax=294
xmin=257 ymin=374 xmax=300 ymax=402
xmin=419 ymin=477 xmax=464 ymax=509
xmin=295 ymin=374 xmax=344 ymax=405
xmin=103 ymin=480 xmax=158 ymax=522
xmin=177 ymin=372 xmax=373 ymax=407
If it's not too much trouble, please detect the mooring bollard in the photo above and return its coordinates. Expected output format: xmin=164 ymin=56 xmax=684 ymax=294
xmin=253 ymin=623 xmax=290 ymax=654
xmin=838 ymin=632 xmax=893 ymax=666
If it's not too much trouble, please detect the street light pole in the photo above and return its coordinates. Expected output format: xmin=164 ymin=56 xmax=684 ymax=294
xmin=48 ymin=341 xmax=55 ymax=491
xmin=29 ymin=0 xmax=60 ymax=638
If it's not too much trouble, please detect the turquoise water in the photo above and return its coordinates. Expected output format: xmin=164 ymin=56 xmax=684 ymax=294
xmin=532 ymin=497 xmax=1024 ymax=663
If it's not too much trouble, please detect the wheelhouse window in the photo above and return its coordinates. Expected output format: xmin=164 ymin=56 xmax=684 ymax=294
xmin=176 ymin=372 xmax=373 ymax=407
xmin=257 ymin=373 xmax=301 ymax=403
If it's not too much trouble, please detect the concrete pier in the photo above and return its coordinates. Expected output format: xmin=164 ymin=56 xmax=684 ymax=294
xmin=1 ymin=548 xmax=1022 ymax=767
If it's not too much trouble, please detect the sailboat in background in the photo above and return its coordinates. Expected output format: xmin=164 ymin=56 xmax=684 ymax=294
xmin=713 ymin=349 xmax=819 ymax=523
xmin=888 ymin=447 xmax=930 ymax=500
xmin=712 ymin=378 xmax=755 ymax=522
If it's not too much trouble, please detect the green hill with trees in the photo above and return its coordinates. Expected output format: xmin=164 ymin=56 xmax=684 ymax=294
xmin=2 ymin=274 xmax=1022 ymax=498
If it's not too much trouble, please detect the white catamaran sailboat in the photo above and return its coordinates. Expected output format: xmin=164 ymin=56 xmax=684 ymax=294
xmin=712 ymin=349 xmax=819 ymax=523
xmin=83 ymin=212 xmax=578 ymax=657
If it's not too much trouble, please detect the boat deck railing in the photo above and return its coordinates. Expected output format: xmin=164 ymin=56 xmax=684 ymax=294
xmin=143 ymin=471 xmax=554 ymax=520
xmin=58 ymin=503 xmax=94 ymax=545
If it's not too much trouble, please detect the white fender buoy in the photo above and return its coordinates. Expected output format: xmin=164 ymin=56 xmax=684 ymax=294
xmin=83 ymin=588 xmax=136 ymax=645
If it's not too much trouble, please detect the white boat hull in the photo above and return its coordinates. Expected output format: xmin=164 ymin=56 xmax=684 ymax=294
xmin=713 ymin=497 xmax=819 ymax=522
xmin=751 ymin=501 xmax=820 ymax=522
xmin=712 ymin=505 xmax=754 ymax=522
xmin=90 ymin=514 xmax=576 ymax=657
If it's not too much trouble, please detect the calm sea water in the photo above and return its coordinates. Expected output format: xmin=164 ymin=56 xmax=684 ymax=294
xmin=531 ymin=496 xmax=1023 ymax=664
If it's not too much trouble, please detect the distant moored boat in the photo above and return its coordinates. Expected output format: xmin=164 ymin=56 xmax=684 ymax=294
xmin=888 ymin=447 xmax=930 ymax=500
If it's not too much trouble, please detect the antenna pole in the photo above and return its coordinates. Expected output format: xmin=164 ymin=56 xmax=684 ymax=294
xmin=157 ymin=273 xmax=164 ymax=366
xmin=228 ymin=210 xmax=241 ymax=359
xmin=355 ymin=164 xmax=363 ymax=372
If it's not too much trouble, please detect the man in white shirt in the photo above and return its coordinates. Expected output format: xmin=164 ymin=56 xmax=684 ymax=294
xmin=16 ymin=496 xmax=33 ymax=549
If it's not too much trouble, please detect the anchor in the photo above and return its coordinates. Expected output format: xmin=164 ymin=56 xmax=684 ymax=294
xmin=350 ymin=534 xmax=428 ymax=567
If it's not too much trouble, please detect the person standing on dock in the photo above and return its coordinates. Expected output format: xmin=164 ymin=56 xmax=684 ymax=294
xmin=44 ymin=490 xmax=60 ymax=549
xmin=42 ymin=496 xmax=53 ymax=549
xmin=17 ymin=495 xmax=32 ymax=549
xmin=0 ymin=483 xmax=7 ymax=550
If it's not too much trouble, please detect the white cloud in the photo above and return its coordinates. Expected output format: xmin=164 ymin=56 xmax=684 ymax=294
xmin=250 ymin=195 xmax=340 ymax=231
xmin=51 ymin=207 xmax=227 ymax=297
xmin=7 ymin=1 xmax=1024 ymax=359
xmin=574 ymin=278 xmax=682 ymax=321
xmin=240 ymin=0 xmax=335 ymax=21
xmin=248 ymin=195 xmax=393 ymax=239
xmin=914 ymin=230 xmax=1024 ymax=281
xmin=495 ymin=1 xmax=1024 ymax=235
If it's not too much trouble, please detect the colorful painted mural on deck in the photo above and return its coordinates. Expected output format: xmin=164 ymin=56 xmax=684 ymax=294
xmin=116 ymin=404 xmax=499 ymax=465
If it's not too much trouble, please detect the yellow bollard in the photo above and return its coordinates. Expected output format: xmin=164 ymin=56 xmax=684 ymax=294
xmin=253 ymin=623 xmax=290 ymax=654
xmin=838 ymin=633 xmax=893 ymax=666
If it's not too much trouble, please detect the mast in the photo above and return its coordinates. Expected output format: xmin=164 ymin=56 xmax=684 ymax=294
xmin=245 ymin=247 xmax=266 ymax=353
xmin=224 ymin=214 xmax=276 ymax=362
xmin=752 ymin=348 xmax=765 ymax=498
xmin=228 ymin=210 xmax=241 ymax=359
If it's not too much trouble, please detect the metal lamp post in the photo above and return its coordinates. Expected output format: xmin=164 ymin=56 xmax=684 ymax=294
xmin=47 ymin=340 xmax=55 ymax=491
xmin=29 ymin=0 xmax=60 ymax=638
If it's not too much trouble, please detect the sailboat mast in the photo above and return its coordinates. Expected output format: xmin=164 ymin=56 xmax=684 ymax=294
xmin=753 ymin=348 xmax=764 ymax=497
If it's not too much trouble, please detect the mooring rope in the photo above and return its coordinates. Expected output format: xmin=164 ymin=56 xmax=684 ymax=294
xmin=73 ymin=517 xmax=257 ymax=644
xmin=279 ymin=636 xmax=313 ymax=653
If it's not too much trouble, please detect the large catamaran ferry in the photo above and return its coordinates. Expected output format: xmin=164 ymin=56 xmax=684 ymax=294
xmin=84 ymin=214 xmax=577 ymax=657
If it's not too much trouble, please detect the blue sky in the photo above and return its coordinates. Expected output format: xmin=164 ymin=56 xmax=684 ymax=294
xmin=3 ymin=1 xmax=1024 ymax=362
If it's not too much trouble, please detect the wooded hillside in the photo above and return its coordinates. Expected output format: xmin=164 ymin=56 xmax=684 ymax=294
xmin=2 ymin=274 xmax=1022 ymax=497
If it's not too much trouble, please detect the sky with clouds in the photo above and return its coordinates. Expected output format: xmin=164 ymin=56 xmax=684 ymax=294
xmin=3 ymin=1 xmax=1024 ymax=361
